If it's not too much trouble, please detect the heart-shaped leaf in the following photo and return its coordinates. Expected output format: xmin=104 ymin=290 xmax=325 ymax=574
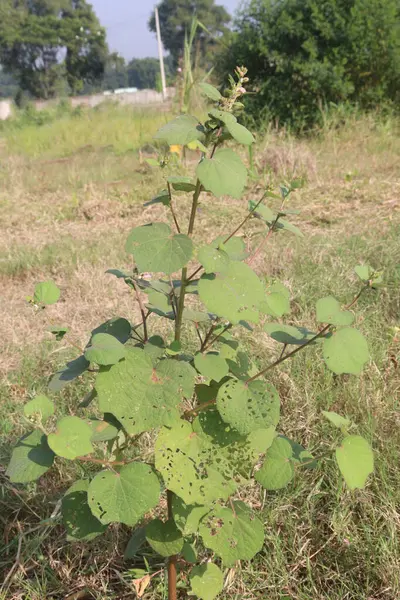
xmin=154 ymin=114 xmax=205 ymax=145
xmin=48 ymin=416 xmax=94 ymax=460
xmin=323 ymin=328 xmax=369 ymax=374
xmin=23 ymin=395 xmax=54 ymax=423
xmin=199 ymin=501 xmax=264 ymax=566
xmin=126 ymin=223 xmax=193 ymax=275
xmin=84 ymin=333 xmax=126 ymax=366
xmin=62 ymin=479 xmax=107 ymax=541
xmin=6 ymin=430 xmax=55 ymax=483
xmin=217 ymin=379 xmax=280 ymax=435
xmin=198 ymin=262 xmax=265 ymax=324
xmin=145 ymin=519 xmax=184 ymax=557
xmin=190 ymin=563 xmax=224 ymax=600
xmin=255 ymin=436 xmax=294 ymax=490
xmin=335 ymin=435 xmax=374 ymax=490
xmin=197 ymin=148 xmax=247 ymax=199
xmin=194 ymin=352 xmax=229 ymax=382
xmin=88 ymin=462 xmax=160 ymax=526
xmin=316 ymin=296 xmax=354 ymax=327
xmin=34 ymin=281 xmax=60 ymax=305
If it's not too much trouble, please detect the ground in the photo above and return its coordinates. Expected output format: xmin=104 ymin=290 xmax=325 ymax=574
xmin=0 ymin=103 xmax=399 ymax=600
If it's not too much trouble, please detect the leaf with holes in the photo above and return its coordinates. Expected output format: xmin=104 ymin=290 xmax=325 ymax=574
xmin=34 ymin=280 xmax=60 ymax=305
xmin=316 ymin=296 xmax=354 ymax=327
xmin=155 ymin=420 xmax=236 ymax=505
xmin=145 ymin=519 xmax=184 ymax=557
xmin=62 ymin=480 xmax=107 ymax=542
xmin=336 ymin=435 xmax=374 ymax=490
xmin=199 ymin=82 xmax=222 ymax=101
xmin=217 ymin=379 xmax=280 ymax=435
xmin=154 ymin=114 xmax=205 ymax=145
xmin=24 ymin=395 xmax=54 ymax=423
xmin=322 ymin=411 xmax=351 ymax=429
xmin=198 ymin=244 xmax=230 ymax=274
xmin=48 ymin=416 xmax=94 ymax=460
xmin=211 ymin=235 xmax=247 ymax=261
xmin=171 ymin=496 xmax=209 ymax=535
xmin=323 ymin=328 xmax=369 ymax=374
xmin=198 ymin=262 xmax=265 ymax=324
xmin=88 ymin=462 xmax=160 ymax=526
xmin=6 ymin=430 xmax=55 ymax=483
xmin=85 ymin=333 xmax=126 ymax=366
xmin=190 ymin=563 xmax=224 ymax=600
xmin=96 ymin=348 xmax=195 ymax=435
xmin=199 ymin=501 xmax=264 ymax=566
xmin=125 ymin=223 xmax=193 ymax=275
xmin=194 ymin=352 xmax=229 ymax=382
xmin=255 ymin=437 xmax=294 ymax=490
xmin=197 ymin=148 xmax=247 ymax=199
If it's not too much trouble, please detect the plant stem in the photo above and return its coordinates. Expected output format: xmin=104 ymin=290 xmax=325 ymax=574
xmin=203 ymin=323 xmax=232 ymax=351
xmin=183 ymin=398 xmax=216 ymax=418
xmin=132 ymin=282 xmax=148 ymax=342
xmin=167 ymin=182 xmax=181 ymax=233
xmin=167 ymin=490 xmax=177 ymax=600
xmin=247 ymin=286 xmax=368 ymax=383
xmin=247 ymin=214 xmax=281 ymax=265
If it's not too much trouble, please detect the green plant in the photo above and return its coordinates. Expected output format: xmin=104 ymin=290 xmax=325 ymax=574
xmin=219 ymin=0 xmax=400 ymax=129
xmin=6 ymin=68 xmax=382 ymax=600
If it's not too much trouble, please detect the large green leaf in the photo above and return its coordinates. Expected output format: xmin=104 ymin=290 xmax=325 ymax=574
xmin=84 ymin=333 xmax=126 ymax=366
xmin=48 ymin=416 xmax=94 ymax=460
xmin=316 ymin=296 xmax=354 ymax=327
xmin=96 ymin=348 xmax=195 ymax=435
xmin=155 ymin=420 xmax=237 ymax=505
xmin=194 ymin=352 xmax=229 ymax=382
xmin=323 ymin=328 xmax=369 ymax=374
xmin=335 ymin=435 xmax=374 ymax=490
xmin=171 ymin=496 xmax=209 ymax=535
xmin=34 ymin=280 xmax=60 ymax=305
xmin=154 ymin=114 xmax=205 ymax=145
xmin=145 ymin=519 xmax=184 ymax=557
xmin=125 ymin=223 xmax=193 ymax=275
xmin=255 ymin=437 xmax=294 ymax=490
xmin=197 ymin=244 xmax=230 ymax=274
xmin=197 ymin=148 xmax=247 ymax=199
xmin=199 ymin=501 xmax=264 ymax=566
xmin=190 ymin=563 xmax=224 ymax=600
xmin=198 ymin=262 xmax=265 ymax=324
xmin=23 ymin=395 xmax=54 ymax=423
xmin=88 ymin=462 xmax=160 ymax=526
xmin=217 ymin=379 xmax=280 ymax=435
xmin=62 ymin=480 xmax=107 ymax=542
xmin=48 ymin=355 xmax=90 ymax=392
xmin=6 ymin=430 xmax=55 ymax=483
xmin=199 ymin=82 xmax=222 ymax=101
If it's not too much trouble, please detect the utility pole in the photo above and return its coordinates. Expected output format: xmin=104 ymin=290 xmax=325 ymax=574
xmin=155 ymin=6 xmax=167 ymax=101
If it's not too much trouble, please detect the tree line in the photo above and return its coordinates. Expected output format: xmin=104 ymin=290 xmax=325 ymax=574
xmin=1 ymin=0 xmax=399 ymax=128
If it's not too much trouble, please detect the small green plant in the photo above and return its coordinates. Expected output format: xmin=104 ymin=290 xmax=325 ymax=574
xmin=7 ymin=68 xmax=382 ymax=600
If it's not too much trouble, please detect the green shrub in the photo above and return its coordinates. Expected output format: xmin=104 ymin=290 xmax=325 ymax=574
xmin=219 ymin=0 xmax=400 ymax=129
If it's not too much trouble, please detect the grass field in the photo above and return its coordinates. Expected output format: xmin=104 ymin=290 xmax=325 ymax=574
xmin=0 ymin=103 xmax=399 ymax=600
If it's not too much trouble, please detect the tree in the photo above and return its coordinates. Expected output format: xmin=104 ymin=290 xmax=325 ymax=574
xmin=0 ymin=0 xmax=108 ymax=98
xmin=149 ymin=0 xmax=231 ymax=66
xmin=103 ymin=52 xmax=128 ymax=91
xmin=219 ymin=0 xmax=400 ymax=128
xmin=127 ymin=56 xmax=173 ymax=90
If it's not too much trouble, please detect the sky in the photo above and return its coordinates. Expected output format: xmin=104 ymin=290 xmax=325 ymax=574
xmin=91 ymin=0 xmax=241 ymax=61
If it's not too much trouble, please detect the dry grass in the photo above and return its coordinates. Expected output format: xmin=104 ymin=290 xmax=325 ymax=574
xmin=0 ymin=106 xmax=399 ymax=600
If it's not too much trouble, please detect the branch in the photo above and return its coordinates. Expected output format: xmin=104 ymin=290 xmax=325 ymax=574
xmin=132 ymin=281 xmax=148 ymax=342
xmin=203 ymin=323 xmax=232 ymax=352
xmin=167 ymin=182 xmax=181 ymax=233
xmin=77 ymin=455 xmax=128 ymax=466
xmin=183 ymin=398 xmax=216 ymax=418
xmin=246 ymin=286 xmax=368 ymax=383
